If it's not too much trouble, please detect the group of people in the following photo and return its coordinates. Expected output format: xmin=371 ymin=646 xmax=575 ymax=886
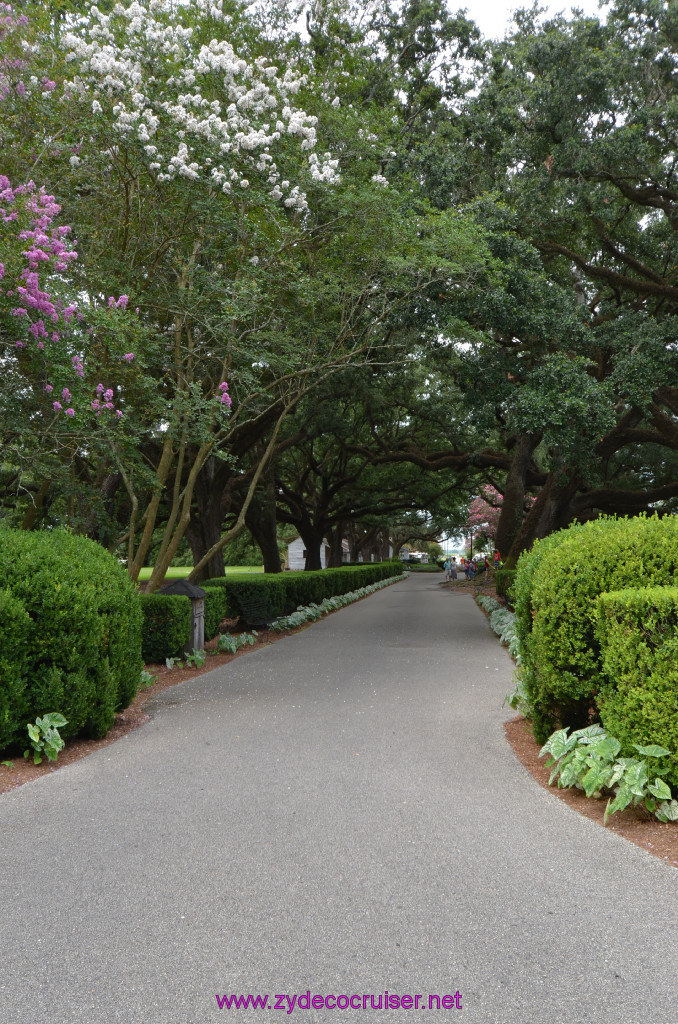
xmin=443 ymin=555 xmax=494 ymax=582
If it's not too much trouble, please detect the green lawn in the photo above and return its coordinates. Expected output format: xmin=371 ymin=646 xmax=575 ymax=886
xmin=137 ymin=565 xmax=263 ymax=581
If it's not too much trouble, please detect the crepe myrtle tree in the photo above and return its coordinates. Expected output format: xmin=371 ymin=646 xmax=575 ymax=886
xmin=0 ymin=173 xmax=146 ymax=531
xmin=0 ymin=0 xmax=357 ymax=585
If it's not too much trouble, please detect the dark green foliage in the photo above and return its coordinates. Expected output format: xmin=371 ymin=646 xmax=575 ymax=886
xmin=495 ymin=569 xmax=517 ymax=600
xmin=140 ymin=594 xmax=191 ymax=663
xmin=0 ymin=530 xmax=142 ymax=753
xmin=595 ymin=587 xmax=678 ymax=787
xmin=225 ymin=575 xmax=287 ymax=625
xmin=200 ymin=578 xmax=242 ymax=619
xmin=0 ymin=589 xmax=31 ymax=751
xmin=514 ymin=516 xmax=678 ymax=743
xmin=203 ymin=587 xmax=230 ymax=641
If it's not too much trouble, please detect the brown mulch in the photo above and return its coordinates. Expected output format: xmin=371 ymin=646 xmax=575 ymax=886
xmin=505 ymin=716 xmax=678 ymax=869
xmin=0 ymin=619 xmax=300 ymax=797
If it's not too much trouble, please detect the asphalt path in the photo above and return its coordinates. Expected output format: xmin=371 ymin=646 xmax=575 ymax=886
xmin=1 ymin=573 xmax=677 ymax=1024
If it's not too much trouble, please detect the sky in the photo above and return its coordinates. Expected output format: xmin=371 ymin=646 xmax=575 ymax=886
xmin=460 ymin=0 xmax=609 ymax=40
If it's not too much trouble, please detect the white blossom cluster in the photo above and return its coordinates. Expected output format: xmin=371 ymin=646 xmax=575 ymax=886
xmin=63 ymin=0 xmax=340 ymax=209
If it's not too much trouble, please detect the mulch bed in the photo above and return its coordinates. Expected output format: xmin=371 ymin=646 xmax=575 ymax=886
xmin=505 ymin=715 xmax=678 ymax=868
xmin=465 ymin=582 xmax=678 ymax=869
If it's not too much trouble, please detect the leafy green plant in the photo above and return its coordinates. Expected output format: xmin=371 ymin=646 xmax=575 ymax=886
xmin=23 ymin=713 xmax=68 ymax=766
xmin=165 ymin=656 xmax=184 ymax=670
xmin=216 ymin=634 xmax=238 ymax=654
xmin=540 ymin=725 xmax=678 ymax=824
xmin=139 ymin=669 xmax=156 ymax=689
xmin=1 ymin=760 xmax=14 ymax=769
xmin=185 ymin=649 xmax=207 ymax=668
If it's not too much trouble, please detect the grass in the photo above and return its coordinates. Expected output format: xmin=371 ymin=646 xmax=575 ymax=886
xmin=137 ymin=565 xmax=263 ymax=581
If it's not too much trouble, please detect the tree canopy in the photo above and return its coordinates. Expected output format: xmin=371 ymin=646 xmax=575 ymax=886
xmin=1 ymin=0 xmax=676 ymax=576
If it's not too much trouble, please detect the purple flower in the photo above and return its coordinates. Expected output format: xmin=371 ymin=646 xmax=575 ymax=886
xmin=116 ymin=294 xmax=128 ymax=309
xmin=45 ymin=383 xmax=53 ymax=393
xmin=218 ymin=381 xmax=229 ymax=391
xmin=103 ymin=388 xmax=113 ymax=401
xmin=122 ymin=352 xmax=134 ymax=362
xmin=65 ymin=408 xmax=75 ymax=418
xmin=220 ymin=393 xmax=232 ymax=407
xmin=62 ymin=387 xmax=71 ymax=400
xmin=53 ymin=400 xmax=62 ymax=411
xmin=96 ymin=383 xmax=104 ymax=395
xmin=115 ymin=409 xmax=123 ymax=418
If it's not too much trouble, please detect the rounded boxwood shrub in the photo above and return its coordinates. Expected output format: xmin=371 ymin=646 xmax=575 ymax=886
xmin=0 ymin=530 xmax=142 ymax=752
xmin=515 ymin=515 xmax=678 ymax=743
xmin=595 ymin=586 xmax=678 ymax=786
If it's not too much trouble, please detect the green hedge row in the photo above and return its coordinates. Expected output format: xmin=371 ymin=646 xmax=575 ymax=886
xmin=203 ymin=562 xmax=401 ymax=625
xmin=595 ymin=586 xmax=678 ymax=787
xmin=0 ymin=530 xmax=142 ymax=754
xmin=514 ymin=515 xmax=678 ymax=744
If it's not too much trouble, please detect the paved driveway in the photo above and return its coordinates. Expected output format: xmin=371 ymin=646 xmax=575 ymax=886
xmin=1 ymin=574 xmax=676 ymax=1024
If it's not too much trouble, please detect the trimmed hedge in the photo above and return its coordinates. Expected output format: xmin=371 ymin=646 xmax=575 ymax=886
xmin=514 ymin=515 xmax=678 ymax=743
xmin=200 ymin=577 xmax=243 ymax=619
xmin=0 ymin=588 xmax=32 ymax=751
xmin=140 ymin=594 xmax=191 ymax=662
xmin=203 ymin=586 xmax=231 ymax=641
xmin=0 ymin=530 xmax=142 ymax=753
xmin=202 ymin=563 xmax=401 ymax=624
xmin=595 ymin=586 xmax=678 ymax=786
xmin=495 ymin=569 xmax=517 ymax=601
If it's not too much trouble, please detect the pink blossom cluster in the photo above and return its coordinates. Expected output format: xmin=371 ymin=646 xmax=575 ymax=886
xmin=108 ymin=294 xmax=128 ymax=309
xmin=0 ymin=176 xmax=78 ymax=349
xmin=44 ymin=380 xmax=123 ymax=421
xmin=92 ymin=382 xmax=123 ymax=418
xmin=466 ymin=486 xmax=503 ymax=540
xmin=217 ymin=381 xmax=232 ymax=408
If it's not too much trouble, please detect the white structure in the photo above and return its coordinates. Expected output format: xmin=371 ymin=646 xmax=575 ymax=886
xmin=286 ymin=537 xmax=350 ymax=570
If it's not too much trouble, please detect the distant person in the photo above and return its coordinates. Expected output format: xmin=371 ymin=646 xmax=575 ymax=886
xmin=484 ymin=556 xmax=491 ymax=573
xmin=467 ymin=559 xmax=476 ymax=580
xmin=450 ymin=558 xmax=458 ymax=580
xmin=444 ymin=558 xmax=451 ymax=581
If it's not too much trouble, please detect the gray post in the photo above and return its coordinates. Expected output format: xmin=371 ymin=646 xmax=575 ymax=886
xmin=157 ymin=579 xmax=208 ymax=656
xmin=190 ymin=596 xmax=205 ymax=655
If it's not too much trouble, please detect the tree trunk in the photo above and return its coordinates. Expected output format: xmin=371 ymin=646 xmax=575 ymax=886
xmin=494 ymin=433 xmax=541 ymax=558
xmin=504 ymin=469 xmax=580 ymax=567
xmin=245 ymin=477 xmax=282 ymax=573
xmin=299 ymin=525 xmax=324 ymax=570
xmin=327 ymin=522 xmax=346 ymax=567
xmin=185 ymin=475 xmax=226 ymax=581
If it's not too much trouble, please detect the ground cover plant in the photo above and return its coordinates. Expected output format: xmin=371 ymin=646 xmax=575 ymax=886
xmin=540 ymin=725 xmax=678 ymax=825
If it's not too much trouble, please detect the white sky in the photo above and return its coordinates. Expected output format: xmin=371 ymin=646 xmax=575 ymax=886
xmin=462 ymin=0 xmax=609 ymax=40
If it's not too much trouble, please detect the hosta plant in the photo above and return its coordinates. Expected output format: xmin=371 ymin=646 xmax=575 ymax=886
xmin=24 ymin=713 xmax=68 ymax=765
xmin=540 ymin=725 xmax=678 ymax=824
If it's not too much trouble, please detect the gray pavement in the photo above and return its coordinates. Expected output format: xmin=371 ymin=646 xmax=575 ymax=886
xmin=1 ymin=573 xmax=677 ymax=1024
